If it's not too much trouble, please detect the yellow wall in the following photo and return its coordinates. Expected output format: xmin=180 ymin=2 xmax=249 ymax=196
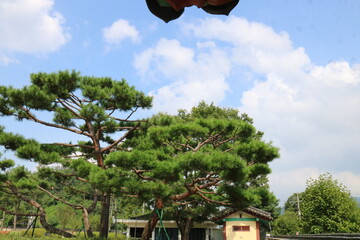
xmin=224 ymin=212 xmax=259 ymax=240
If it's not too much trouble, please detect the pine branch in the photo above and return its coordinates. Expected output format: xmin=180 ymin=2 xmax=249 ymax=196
xmin=193 ymin=185 xmax=219 ymax=195
xmin=164 ymin=141 xmax=184 ymax=151
xmin=194 ymin=134 xmax=220 ymax=151
xmin=60 ymin=182 xmax=95 ymax=196
xmin=37 ymin=185 xmax=83 ymax=209
xmin=132 ymin=168 xmax=153 ymax=181
xmin=6 ymin=181 xmax=41 ymax=209
xmin=109 ymin=107 xmax=141 ymax=122
xmin=0 ymin=206 xmax=40 ymax=216
xmin=195 ymin=191 xmax=231 ymax=206
xmin=19 ymin=107 xmax=92 ymax=137
xmin=68 ymin=93 xmax=83 ymax=108
xmin=44 ymin=142 xmax=93 ymax=149
xmin=101 ymin=123 xmax=141 ymax=153
xmin=51 ymin=172 xmax=89 ymax=183
xmin=57 ymin=98 xmax=84 ymax=119
xmin=197 ymin=178 xmax=222 ymax=190
xmin=86 ymin=189 xmax=99 ymax=213
xmin=214 ymin=136 xmax=237 ymax=148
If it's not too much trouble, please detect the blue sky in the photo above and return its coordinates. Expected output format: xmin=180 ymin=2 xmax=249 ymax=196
xmin=1 ymin=0 xmax=360 ymax=204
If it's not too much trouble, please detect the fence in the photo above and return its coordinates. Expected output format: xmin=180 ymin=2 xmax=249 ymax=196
xmin=269 ymin=233 xmax=360 ymax=239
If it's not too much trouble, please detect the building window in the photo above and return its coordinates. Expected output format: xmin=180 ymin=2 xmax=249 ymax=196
xmin=130 ymin=227 xmax=144 ymax=238
xmin=233 ymin=226 xmax=250 ymax=232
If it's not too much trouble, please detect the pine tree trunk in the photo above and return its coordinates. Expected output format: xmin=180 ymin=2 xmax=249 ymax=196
xmin=99 ymin=190 xmax=111 ymax=239
xmin=141 ymin=199 xmax=164 ymax=240
xmin=82 ymin=208 xmax=94 ymax=238
xmin=141 ymin=210 xmax=159 ymax=240
xmin=181 ymin=232 xmax=190 ymax=240
xmin=178 ymin=217 xmax=194 ymax=240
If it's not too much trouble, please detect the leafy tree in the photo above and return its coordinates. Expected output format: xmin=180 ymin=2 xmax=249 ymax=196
xmin=0 ymin=70 xmax=152 ymax=238
xmin=46 ymin=204 xmax=82 ymax=229
xmin=107 ymin=102 xmax=280 ymax=240
xmin=272 ymin=211 xmax=301 ymax=235
xmin=301 ymin=173 xmax=360 ymax=233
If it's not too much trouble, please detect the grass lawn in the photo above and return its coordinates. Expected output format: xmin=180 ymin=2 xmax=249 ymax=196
xmin=0 ymin=228 xmax=128 ymax=239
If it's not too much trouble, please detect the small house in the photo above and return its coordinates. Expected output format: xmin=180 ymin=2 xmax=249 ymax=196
xmin=117 ymin=206 xmax=272 ymax=240
xmin=212 ymin=207 xmax=273 ymax=240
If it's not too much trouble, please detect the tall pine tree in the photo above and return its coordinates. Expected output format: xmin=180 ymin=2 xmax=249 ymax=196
xmin=0 ymin=70 xmax=152 ymax=238
xmin=107 ymin=102 xmax=280 ymax=240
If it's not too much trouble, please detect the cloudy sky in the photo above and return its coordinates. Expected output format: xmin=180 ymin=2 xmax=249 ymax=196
xmin=0 ymin=0 xmax=360 ymax=204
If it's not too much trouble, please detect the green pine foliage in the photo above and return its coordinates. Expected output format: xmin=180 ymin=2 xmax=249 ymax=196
xmin=0 ymin=70 xmax=153 ymax=238
xmin=108 ymin=102 xmax=280 ymax=210
xmin=0 ymin=71 xmax=281 ymax=238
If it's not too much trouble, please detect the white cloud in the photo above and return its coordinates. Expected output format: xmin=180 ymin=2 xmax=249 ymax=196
xmin=269 ymin=168 xmax=360 ymax=203
xmin=183 ymin=16 xmax=312 ymax=79
xmin=182 ymin=16 xmax=360 ymax=169
xmin=102 ymin=19 xmax=140 ymax=47
xmin=269 ymin=167 xmax=319 ymax=202
xmin=137 ymin=16 xmax=360 ymax=202
xmin=183 ymin=16 xmax=292 ymax=51
xmin=134 ymin=38 xmax=230 ymax=113
xmin=240 ymin=60 xmax=360 ymax=171
xmin=311 ymin=61 xmax=360 ymax=86
xmin=0 ymin=0 xmax=70 ymax=55
xmin=333 ymin=171 xmax=360 ymax=197
xmin=0 ymin=55 xmax=20 ymax=65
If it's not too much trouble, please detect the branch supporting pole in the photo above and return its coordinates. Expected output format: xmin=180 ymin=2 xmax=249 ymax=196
xmin=23 ymin=209 xmax=39 ymax=237
xmin=155 ymin=208 xmax=170 ymax=240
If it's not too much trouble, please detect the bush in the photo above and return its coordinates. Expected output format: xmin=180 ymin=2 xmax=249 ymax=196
xmin=272 ymin=211 xmax=301 ymax=235
xmin=46 ymin=204 xmax=82 ymax=229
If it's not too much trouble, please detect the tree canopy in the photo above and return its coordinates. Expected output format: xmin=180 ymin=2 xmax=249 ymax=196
xmin=0 ymin=71 xmax=281 ymax=239
xmin=107 ymin=102 xmax=280 ymax=239
xmin=0 ymin=70 xmax=152 ymax=238
xmin=301 ymin=173 xmax=360 ymax=233
xmin=272 ymin=211 xmax=301 ymax=235
xmin=272 ymin=173 xmax=360 ymax=235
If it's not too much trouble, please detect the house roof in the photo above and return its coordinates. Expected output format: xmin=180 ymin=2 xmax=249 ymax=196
xmin=129 ymin=212 xmax=173 ymax=221
xmin=129 ymin=206 xmax=272 ymax=223
xmin=212 ymin=206 xmax=273 ymax=222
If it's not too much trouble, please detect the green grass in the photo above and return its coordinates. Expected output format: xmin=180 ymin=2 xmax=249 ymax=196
xmin=0 ymin=228 xmax=128 ymax=240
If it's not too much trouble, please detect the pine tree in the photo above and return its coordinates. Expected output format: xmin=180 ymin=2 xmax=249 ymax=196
xmin=0 ymin=70 xmax=152 ymax=238
xmin=107 ymin=102 xmax=280 ymax=240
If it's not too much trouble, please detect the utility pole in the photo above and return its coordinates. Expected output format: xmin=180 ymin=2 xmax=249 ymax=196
xmin=296 ymin=193 xmax=301 ymax=219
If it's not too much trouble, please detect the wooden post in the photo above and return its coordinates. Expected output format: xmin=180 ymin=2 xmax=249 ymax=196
xmin=256 ymin=221 xmax=260 ymax=240
xmin=1 ymin=211 xmax=5 ymax=230
xmin=114 ymin=198 xmax=118 ymax=237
